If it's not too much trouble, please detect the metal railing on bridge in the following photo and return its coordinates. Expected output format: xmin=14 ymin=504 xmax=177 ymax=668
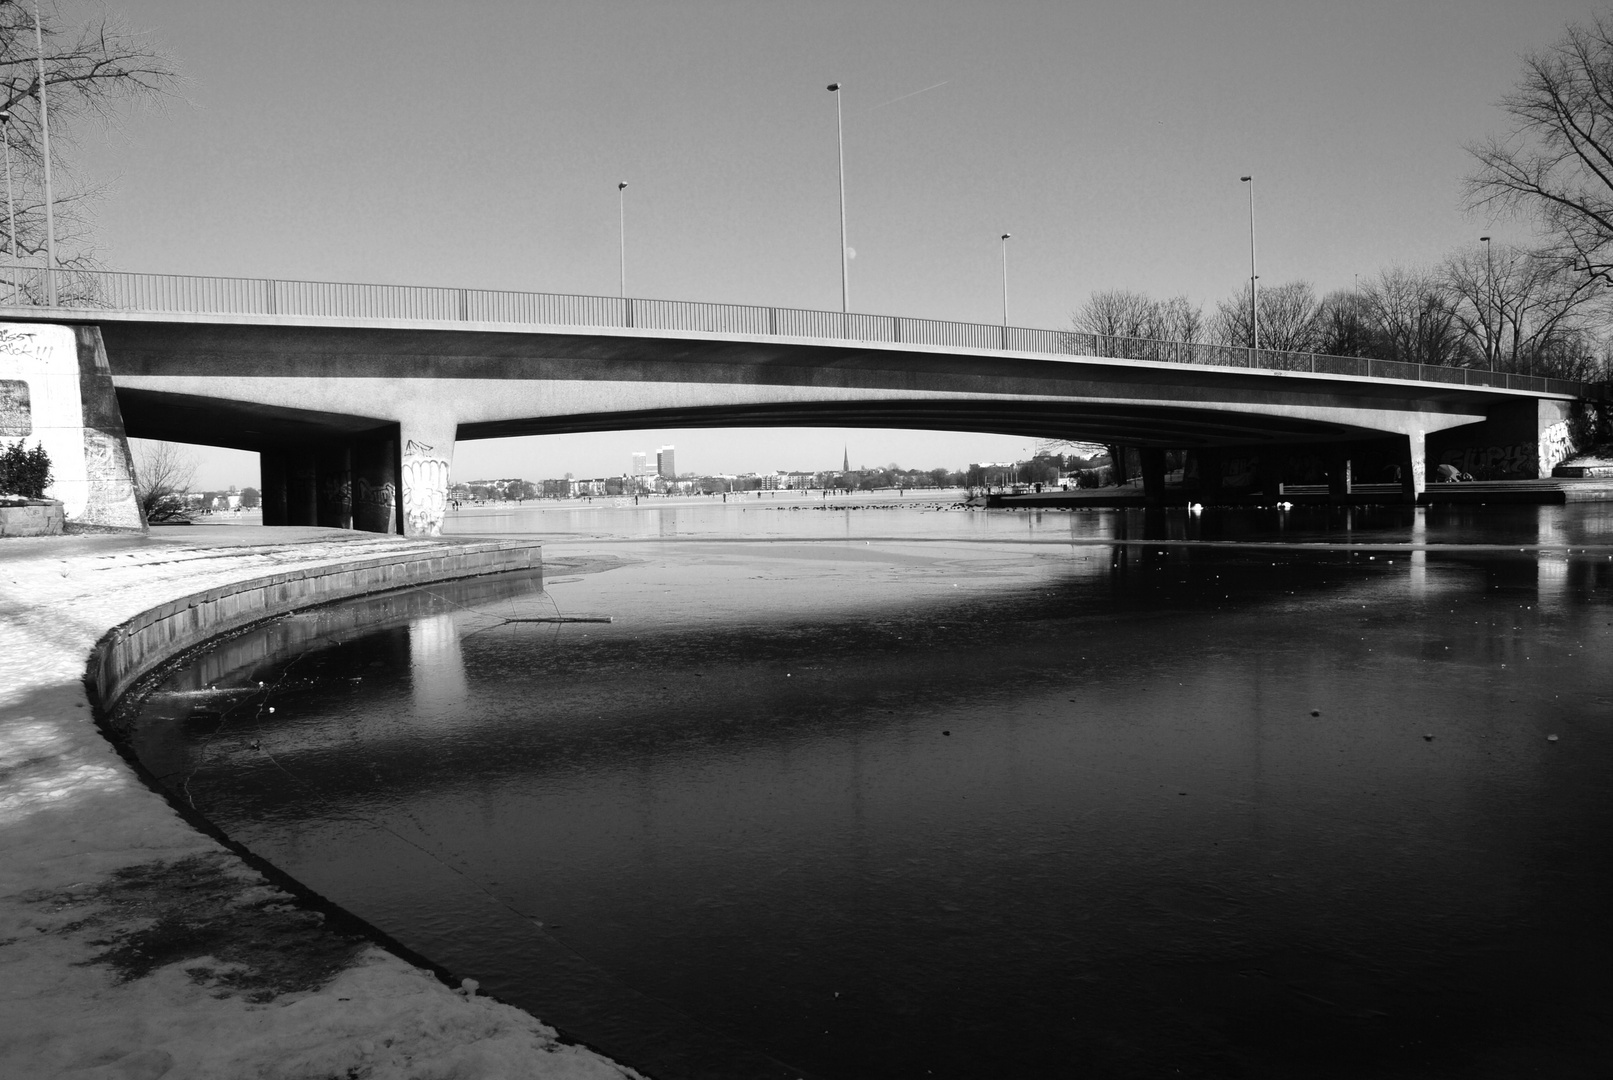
xmin=0 ymin=266 xmax=1589 ymax=397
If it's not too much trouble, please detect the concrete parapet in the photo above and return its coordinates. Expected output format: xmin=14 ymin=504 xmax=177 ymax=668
xmin=86 ymin=539 xmax=539 ymax=713
xmin=0 ymin=497 xmax=64 ymax=536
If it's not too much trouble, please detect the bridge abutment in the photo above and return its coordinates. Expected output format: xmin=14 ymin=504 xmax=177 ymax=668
xmin=1425 ymin=398 xmax=1575 ymax=481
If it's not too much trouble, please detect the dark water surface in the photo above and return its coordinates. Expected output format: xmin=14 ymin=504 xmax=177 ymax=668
xmin=130 ymin=504 xmax=1613 ymax=1078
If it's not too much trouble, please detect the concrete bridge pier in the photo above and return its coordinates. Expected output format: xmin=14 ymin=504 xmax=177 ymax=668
xmin=398 ymin=415 xmax=457 ymax=537
xmin=1194 ymin=448 xmax=1224 ymax=505
xmin=316 ymin=445 xmax=353 ymax=529
xmin=353 ymin=435 xmax=399 ymax=534
xmin=259 ymin=452 xmax=287 ymax=526
xmin=1141 ymin=448 xmax=1167 ymax=503
xmin=1258 ymin=454 xmax=1286 ymax=501
xmin=288 ymin=450 xmax=319 ymax=525
xmin=1396 ymin=429 xmax=1427 ymax=502
xmin=1327 ymin=447 xmax=1353 ymax=502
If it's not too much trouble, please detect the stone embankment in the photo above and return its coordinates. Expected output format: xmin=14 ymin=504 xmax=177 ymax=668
xmin=0 ymin=526 xmax=643 ymax=1080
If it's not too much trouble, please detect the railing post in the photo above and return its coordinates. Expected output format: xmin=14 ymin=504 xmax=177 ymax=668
xmin=625 ymin=297 xmax=634 ymax=329
xmin=264 ymin=279 xmax=277 ymax=316
xmin=769 ymin=307 xmax=777 ymax=336
xmin=458 ymin=288 xmax=468 ymax=321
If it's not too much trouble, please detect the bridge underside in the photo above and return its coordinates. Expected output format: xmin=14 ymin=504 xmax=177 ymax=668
xmin=84 ymin=318 xmax=1577 ymax=535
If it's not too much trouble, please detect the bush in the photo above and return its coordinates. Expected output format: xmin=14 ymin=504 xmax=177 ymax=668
xmin=0 ymin=440 xmax=52 ymax=498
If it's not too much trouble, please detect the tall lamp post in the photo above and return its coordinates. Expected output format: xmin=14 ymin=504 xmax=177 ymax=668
xmin=828 ymin=82 xmax=848 ymax=313
xmin=0 ymin=110 xmax=15 ymax=279
xmin=617 ymin=181 xmax=628 ymax=298
xmin=1240 ymin=175 xmax=1258 ymax=351
xmin=32 ymin=0 xmax=55 ymax=306
xmin=1479 ymin=235 xmax=1494 ymax=370
xmin=999 ymin=233 xmax=1011 ymax=326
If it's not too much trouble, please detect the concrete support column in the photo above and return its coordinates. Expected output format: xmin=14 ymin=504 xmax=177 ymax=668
xmin=287 ymin=448 xmax=319 ymax=526
xmin=1196 ymin=448 xmax=1223 ymax=505
xmin=1258 ymin=451 xmax=1285 ymax=501
xmin=1141 ymin=447 xmax=1167 ymax=503
xmin=259 ymin=450 xmax=287 ymax=527
xmin=353 ymin=434 xmax=398 ymax=534
xmin=1397 ymin=429 xmax=1427 ymax=502
xmin=1108 ymin=443 xmax=1128 ymax=487
xmin=316 ymin=444 xmax=353 ymax=529
xmin=1327 ymin=446 xmax=1353 ymax=500
xmin=399 ymin=416 xmax=457 ymax=537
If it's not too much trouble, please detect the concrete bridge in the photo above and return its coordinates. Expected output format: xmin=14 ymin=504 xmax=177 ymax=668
xmin=0 ymin=270 xmax=1593 ymax=535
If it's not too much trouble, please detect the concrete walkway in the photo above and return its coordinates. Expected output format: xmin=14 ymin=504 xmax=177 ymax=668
xmin=0 ymin=527 xmax=642 ymax=1080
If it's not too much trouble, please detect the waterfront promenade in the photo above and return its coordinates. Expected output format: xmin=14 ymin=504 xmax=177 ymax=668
xmin=0 ymin=526 xmax=637 ymax=1080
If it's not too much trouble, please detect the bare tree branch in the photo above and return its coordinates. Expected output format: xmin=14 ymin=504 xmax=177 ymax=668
xmin=0 ymin=2 xmax=184 ymax=264
xmin=1466 ymin=16 xmax=1613 ymax=283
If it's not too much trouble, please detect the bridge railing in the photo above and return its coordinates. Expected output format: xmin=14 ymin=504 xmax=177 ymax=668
xmin=0 ymin=266 xmax=1588 ymax=397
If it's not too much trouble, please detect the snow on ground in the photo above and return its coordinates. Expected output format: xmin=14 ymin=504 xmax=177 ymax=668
xmin=0 ymin=527 xmax=644 ymax=1080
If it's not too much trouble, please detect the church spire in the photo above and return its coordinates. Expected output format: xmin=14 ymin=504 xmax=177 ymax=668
xmin=843 ymin=446 xmax=850 ymax=473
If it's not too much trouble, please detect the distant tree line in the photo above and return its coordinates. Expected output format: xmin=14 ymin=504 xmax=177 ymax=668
xmin=1074 ymin=243 xmax=1609 ymax=381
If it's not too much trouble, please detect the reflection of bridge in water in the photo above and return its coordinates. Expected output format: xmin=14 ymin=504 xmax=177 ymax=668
xmin=0 ymin=269 xmax=1595 ymax=535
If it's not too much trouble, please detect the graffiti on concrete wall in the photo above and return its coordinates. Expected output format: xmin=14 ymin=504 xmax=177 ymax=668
xmin=1539 ymin=421 xmax=1575 ymax=477
xmin=401 ymin=439 xmax=449 ymax=536
xmin=1440 ymin=444 xmax=1537 ymax=479
xmin=80 ymin=428 xmax=143 ymax=528
xmin=321 ymin=473 xmax=352 ymax=510
xmin=355 ymin=476 xmax=395 ymax=510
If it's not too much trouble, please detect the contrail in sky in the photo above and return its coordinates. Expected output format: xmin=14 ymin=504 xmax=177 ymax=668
xmin=864 ymin=80 xmax=951 ymax=111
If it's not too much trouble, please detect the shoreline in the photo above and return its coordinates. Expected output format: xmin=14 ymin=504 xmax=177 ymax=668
xmin=0 ymin=527 xmax=641 ymax=1080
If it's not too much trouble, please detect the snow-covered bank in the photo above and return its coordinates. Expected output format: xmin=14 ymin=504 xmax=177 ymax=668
xmin=0 ymin=527 xmax=643 ymax=1080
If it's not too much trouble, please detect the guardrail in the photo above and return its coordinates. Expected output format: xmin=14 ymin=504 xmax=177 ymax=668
xmin=0 ymin=266 xmax=1590 ymax=397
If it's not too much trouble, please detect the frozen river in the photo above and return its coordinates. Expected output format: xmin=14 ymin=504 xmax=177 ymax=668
xmin=128 ymin=499 xmax=1613 ymax=1078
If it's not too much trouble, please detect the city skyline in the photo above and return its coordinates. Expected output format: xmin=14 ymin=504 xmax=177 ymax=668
xmin=147 ymin=428 xmax=1060 ymax=492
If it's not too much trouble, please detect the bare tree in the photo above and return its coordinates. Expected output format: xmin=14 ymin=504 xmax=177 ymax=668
xmin=1442 ymin=242 xmax=1606 ymax=374
xmin=1465 ymin=15 xmax=1613 ymax=283
xmin=1358 ymin=267 xmax=1463 ymax=365
xmin=0 ymin=3 xmax=183 ymax=271
xmin=1315 ymin=289 xmax=1378 ymax=357
xmin=1212 ymin=280 xmax=1322 ymax=352
xmin=130 ymin=438 xmax=195 ymax=524
xmin=1074 ymin=290 xmax=1204 ymax=362
xmin=1075 ymin=289 xmax=1155 ymax=338
xmin=1144 ymin=295 xmax=1205 ymax=344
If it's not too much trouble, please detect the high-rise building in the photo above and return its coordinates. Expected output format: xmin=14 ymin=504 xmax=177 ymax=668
xmin=631 ymin=451 xmax=648 ymax=476
xmin=657 ymin=445 xmax=676 ymax=479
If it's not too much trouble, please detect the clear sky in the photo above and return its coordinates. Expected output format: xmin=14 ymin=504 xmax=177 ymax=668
xmin=73 ymin=0 xmax=1609 ymax=487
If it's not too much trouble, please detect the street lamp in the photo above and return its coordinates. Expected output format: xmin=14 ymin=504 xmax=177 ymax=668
xmin=1000 ymin=233 xmax=1011 ymax=327
xmin=1240 ymin=175 xmax=1258 ymax=351
xmin=0 ymin=110 xmax=15 ymax=277
xmin=1480 ymin=235 xmax=1494 ymax=370
xmin=31 ymin=0 xmax=55 ymax=306
xmin=828 ymin=82 xmax=848 ymax=313
xmin=617 ymin=181 xmax=628 ymax=298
